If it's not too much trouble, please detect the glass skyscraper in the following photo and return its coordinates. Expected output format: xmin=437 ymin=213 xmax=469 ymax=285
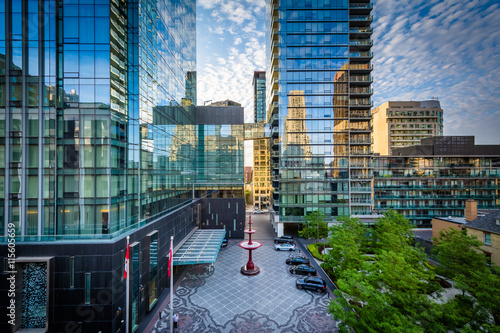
xmin=0 ymin=0 xmax=242 ymax=331
xmin=266 ymin=0 xmax=373 ymax=233
xmin=0 ymin=0 xmax=196 ymax=240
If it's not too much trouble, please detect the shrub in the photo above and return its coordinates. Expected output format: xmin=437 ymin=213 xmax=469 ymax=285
xmin=308 ymin=243 xmax=324 ymax=261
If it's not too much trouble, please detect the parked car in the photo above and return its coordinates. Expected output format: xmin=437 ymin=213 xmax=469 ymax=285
xmin=274 ymin=243 xmax=296 ymax=251
xmin=286 ymin=256 xmax=310 ymax=265
xmin=290 ymin=264 xmax=316 ymax=276
xmin=296 ymin=276 xmax=327 ymax=293
xmin=274 ymin=235 xmax=294 ymax=244
xmin=253 ymin=209 xmax=264 ymax=214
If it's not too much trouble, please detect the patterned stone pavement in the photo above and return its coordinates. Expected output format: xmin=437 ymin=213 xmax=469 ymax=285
xmin=151 ymin=239 xmax=337 ymax=333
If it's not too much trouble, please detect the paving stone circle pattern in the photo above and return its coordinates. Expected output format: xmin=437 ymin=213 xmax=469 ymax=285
xmin=152 ymin=239 xmax=338 ymax=333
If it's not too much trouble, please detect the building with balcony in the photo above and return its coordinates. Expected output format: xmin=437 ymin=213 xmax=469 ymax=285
xmin=374 ymin=137 xmax=500 ymax=227
xmin=372 ymin=100 xmax=444 ymax=155
xmin=0 ymin=1 xmax=243 ymax=332
xmin=252 ymin=71 xmax=271 ymax=210
xmin=253 ymin=71 xmax=266 ymax=123
xmin=266 ymin=0 xmax=374 ymax=235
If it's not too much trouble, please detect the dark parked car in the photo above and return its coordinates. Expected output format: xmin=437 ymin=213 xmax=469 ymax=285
xmin=274 ymin=235 xmax=293 ymax=244
xmin=290 ymin=264 xmax=316 ymax=276
xmin=286 ymin=256 xmax=310 ymax=265
xmin=296 ymin=276 xmax=327 ymax=293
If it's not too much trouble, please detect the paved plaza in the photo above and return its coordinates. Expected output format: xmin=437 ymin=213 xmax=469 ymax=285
xmin=151 ymin=236 xmax=337 ymax=332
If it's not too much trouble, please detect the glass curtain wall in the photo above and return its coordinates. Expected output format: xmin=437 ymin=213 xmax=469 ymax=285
xmin=268 ymin=0 xmax=351 ymax=221
xmin=196 ymin=124 xmax=244 ymax=199
xmin=1 ymin=0 xmax=196 ymax=241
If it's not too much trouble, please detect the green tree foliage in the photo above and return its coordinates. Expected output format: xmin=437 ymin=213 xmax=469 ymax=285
xmin=372 ymin=210 xmax=414 ymax=254
xmin=434 ymin=228 xmax=500 ymax=329
xmin=327 ymin=211 xmax=443 ymax=333
xmin=245 ymin=189 xmax=250 ymax=205
xmin=433 ymin=228 xmax=487 ymax=279
xmin=298 ymin=210 xmax=328 ymax=244
xmin=323 ymin=215 xmax=366 ymax=277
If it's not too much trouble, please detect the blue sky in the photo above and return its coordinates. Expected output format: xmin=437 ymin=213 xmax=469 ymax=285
xmin=196 ymin=0 xmax=500 ymax=165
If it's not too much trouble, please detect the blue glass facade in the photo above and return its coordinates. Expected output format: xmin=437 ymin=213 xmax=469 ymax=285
xmin=253 ymin=71 xmax=266 ymax=123
xmin=267 ymin=0 xmax=374 ymax=226
xmin=0 ymin=0 xmax=197 ymax=240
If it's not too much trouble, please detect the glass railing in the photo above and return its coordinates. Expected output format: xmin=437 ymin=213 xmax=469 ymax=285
xmin=350 ymin=15 xmax=373 ymax=21
xmin=349 ymin=40 xmax=373 ymax=46
xmin=350 ymin=52 xmax=373 ymax=58
xmin=350 ymin=100 xmax=373 ymax=106
xmin=350 ymin=187 xmax=372 ymax=192
xmin=349 ymin=64 xmax=373 ymax=70
xmin=350 ymin=111 xmax=371 ymax=118
xmin=349 ymin=3 xmax=373 ymax=9
xmin=350 ymin=75 xmax=373 ymax=82
xmin=350 ymin=27 xmax=373 ymax=33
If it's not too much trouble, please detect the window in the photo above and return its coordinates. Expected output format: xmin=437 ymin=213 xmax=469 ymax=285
xmin=484 ymin=233 xmax=491 ymax=245
xmin=85 ymin=273 xmax=91 ymax=304
xmin=70 ymin=257 xmax=75 ymax=288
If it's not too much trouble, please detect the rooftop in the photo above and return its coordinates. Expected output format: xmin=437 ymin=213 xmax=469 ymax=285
xmin=390 ymin=136 xmax=500 ymax=156
xmin=432 ymin=216 xmax=468 ymax=225
xmin=465 ymin=210 xmax=500 ymax=235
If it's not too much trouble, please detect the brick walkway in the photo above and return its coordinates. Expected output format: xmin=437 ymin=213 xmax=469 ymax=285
xmin=150 ymin=239 xmax=337 ymax=333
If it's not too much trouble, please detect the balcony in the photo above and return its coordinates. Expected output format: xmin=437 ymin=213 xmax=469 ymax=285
xmin=270 ymin=113 xmax=279 ymax=125
xmin=350 ymin=199 xmax=374 ymax=205
xmin=350 ymin=99 xmax=373 ymax=107
xmin=350 ymin=52 xmax=373 ymax=59
xmin=350 ymin=187 xmax=373 ymax=192
xmin=349 ymin=3 xmax=373 ymax=10
xmin=349 ymin=64 xmax=373 ymax=72
xmin=350 ymin=139 xmax=372 ymax=145
xmin=349 ymin=40 xmax=373 ymax=48
xmin=350 ymin=27 xmax=373 ymax=34
xmin=349 ymin=15 xmax=373 ymax=22
xmin=350 ymin=111 xmax=371 ymax=118
xmin=350 ymin=75 xmax=373 ymax=83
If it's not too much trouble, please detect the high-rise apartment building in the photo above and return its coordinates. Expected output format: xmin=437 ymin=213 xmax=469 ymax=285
xmin=374 ymin=136 xmax=500 ymax=226
xmin=266 ymin=0 xmax=374 ymax=234
xmin=372 ymin=100 xmax=444 ymax=155
xmin=252 ymin=71 xmax=270 ymax=209
xmin=253 ymin=71 xmax=266 ymax=123
xmin=0 ymin=1 xmax=244 ymax=331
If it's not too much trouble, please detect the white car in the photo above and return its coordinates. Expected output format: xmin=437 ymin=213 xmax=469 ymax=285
xmin=274 ymin=243 xmax=296 ymax=251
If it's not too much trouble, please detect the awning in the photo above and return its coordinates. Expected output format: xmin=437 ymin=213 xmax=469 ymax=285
xmin=172 ymin=229 xmax=226 ymax=265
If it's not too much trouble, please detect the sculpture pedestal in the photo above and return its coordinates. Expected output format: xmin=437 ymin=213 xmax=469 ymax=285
xmin=240 ymin=264 xmax=260 ymax=276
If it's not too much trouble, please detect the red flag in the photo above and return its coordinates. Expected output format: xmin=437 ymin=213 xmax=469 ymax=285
xmin=168 ymin=242 xmax=173 ymax=277
xmin=124 ymin=243 xmax=129 ymax=279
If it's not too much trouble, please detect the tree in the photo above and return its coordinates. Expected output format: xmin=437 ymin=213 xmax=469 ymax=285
xmin=372 ymin=210 xmax=414 ymax=254
xmin=298 ymin=210 xmax=328 ymax=244
xmin=323 ymin=215 xmax=367 ymax=277
xmin=433 ymin=228 xmax=500 ymax=330
xmin=245 ymin=189 xmax=251 ymax=205
xmin=433 ymin=228 xmax=487 ymax=279
xmin=328 ymin=212 xmax=444 ymax=333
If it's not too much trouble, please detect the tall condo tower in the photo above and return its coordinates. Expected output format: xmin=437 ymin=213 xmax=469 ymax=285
xmin=266 ymin=0 xmax=374 ymax=234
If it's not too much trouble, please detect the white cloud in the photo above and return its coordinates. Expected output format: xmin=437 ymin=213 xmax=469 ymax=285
xmin=234 ymin=37 xmax=242 ymax=45
xmin=372 ymin=0 xmax=500 ymax=144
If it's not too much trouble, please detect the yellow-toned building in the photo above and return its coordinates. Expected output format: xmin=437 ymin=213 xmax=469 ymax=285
xmin=253 ymin=138 xmax=270 ymax=209
xmin=372 ymin=100 xmax=443 ymax=155
xmin=464 ymin=209 xmax=500 ymax=266
xmin=432 ymin=200 xmax=500 ymax=266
